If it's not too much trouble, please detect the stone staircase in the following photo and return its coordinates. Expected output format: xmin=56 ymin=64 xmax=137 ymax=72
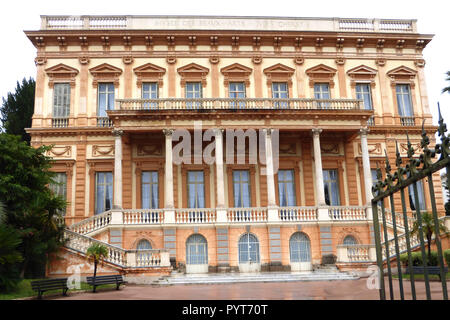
xmin=150 ymin=271 xmax=359 ymax=286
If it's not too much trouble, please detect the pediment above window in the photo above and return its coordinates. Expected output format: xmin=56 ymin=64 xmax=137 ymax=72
xmin=89 ymin=63 xmax=123 ymax=87
xmin=221 ymin=63 xmax=253 ymax=86
xmin=263 ymin=63 xmax=295 ymax=85
xmin=305 ymin=64 xmax=337 ymax=87
xmin=133 ymin=63 xmax=166 ymax=86
xmin=45 ymin=63 xmax=79 ymax=88
xmin=386 ymin=65 xmax=417 ymax=87
xmin=177 ymin=63 xmax=209 ymax=86
xmin=346 ymin=65 xmax=378 ymax=87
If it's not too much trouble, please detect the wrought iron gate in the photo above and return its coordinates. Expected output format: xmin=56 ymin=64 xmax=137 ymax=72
xmin=371 ymin=106 xmax=449 ymax=300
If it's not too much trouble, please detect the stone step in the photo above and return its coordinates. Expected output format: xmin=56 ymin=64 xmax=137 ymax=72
xmin=151 ymin=272 xmax=359 ymax=285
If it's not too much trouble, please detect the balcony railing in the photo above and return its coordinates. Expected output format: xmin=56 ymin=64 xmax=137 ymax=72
xmin=329 ymin=206 xmax=367 ymax=221
xmin=279 ymin=206 xmax=317 ymax=221
xmin=175 ymin=208 xmax=217 ymax=224
xmin=97 ymin=117 xmax=113 ymax=127
xmin=228 ymin=207 xmax=268 ymax=222
xmin=123 ymin=209 xmax=164 ymax=224
xmin=400 ymin=116 xmax=415 ymax=127
xmin=115 ymin=98 xmax=364 ymax=111
xmin=52 ymin=117 xmax=69 ymax=128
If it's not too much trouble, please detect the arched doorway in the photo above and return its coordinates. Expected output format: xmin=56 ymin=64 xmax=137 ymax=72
xmin=343 ymin=235 xmax=358 ymax=260
xmin=238 ymin=233 xmax=260 ymax=273
xmin=289 ymin=232 xmax=312 ymax=271
xmin=185 ymin=234 xmax=208 ymax=274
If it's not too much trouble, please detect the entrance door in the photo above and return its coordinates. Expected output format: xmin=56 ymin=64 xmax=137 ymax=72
xmin=185 ymin=234 xmax=208 ymax=273
xmin=238 ymin=233 xmax=261 ymax=272
xmin=289 ymin=232 xmax=312 ymax=271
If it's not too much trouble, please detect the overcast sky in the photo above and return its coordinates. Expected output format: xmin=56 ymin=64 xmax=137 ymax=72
xmin=1 ymin=0 xmax=449 ymax=127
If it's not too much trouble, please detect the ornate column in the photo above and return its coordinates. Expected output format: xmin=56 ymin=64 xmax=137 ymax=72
xmin=215 ymin=129 xmax=228 ymax=223
xmin=360 ymin=127 xmax=373 ymax=219
xmin=264 ymin=129 xmax=279 ymax=222
xmin=163 ymin=129 xmax=176 ymax=224
xmin=312 ymin=128 xmax=329 ymax=221
xmin=113 ymin=129 xmax=123 ymax=209
xmin=163 ymin=129 xmax=175 ymax=209
xmin=312 ymin=128 xmax=326 ymax=206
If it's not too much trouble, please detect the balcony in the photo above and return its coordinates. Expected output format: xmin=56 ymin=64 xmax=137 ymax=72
xmin=52 ymin=117 xmax=69 ymax=128
xmin=115 ymin=98 xmax=363 ymax=111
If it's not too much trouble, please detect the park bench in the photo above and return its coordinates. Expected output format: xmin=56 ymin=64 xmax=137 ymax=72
xmin=406 ymin=266 xmax=449 ymax=281
xmin=86 ymin=274 xmax=126 ymax=293
xmin=31 ymin=278 xmax=69 ymax=299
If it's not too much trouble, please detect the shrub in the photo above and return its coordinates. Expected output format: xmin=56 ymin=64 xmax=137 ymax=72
xmin=400 ymin=251 xmax=441 ymax=267
xmin=444 ymin=250 xmax=450 ymax=267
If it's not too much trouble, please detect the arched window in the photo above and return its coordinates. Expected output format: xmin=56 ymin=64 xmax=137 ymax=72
xmin=238 ymin=233 xmax=260 ymax=263
xmin=289 ymin=232 xmax=311 ymax=262
xmin=137 ymin=239 xmax=152 ymax=250
xmin=343 ymin=235 xmax=358 ymax=245
xmin=136 ymin=239 xmax=152 ymax=265
xmin=186 ymin=234 xmax=208 ymax=265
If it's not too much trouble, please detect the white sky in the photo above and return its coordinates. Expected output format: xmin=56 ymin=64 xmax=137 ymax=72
xmin=1 ymin=0 xmax=449 ymax=127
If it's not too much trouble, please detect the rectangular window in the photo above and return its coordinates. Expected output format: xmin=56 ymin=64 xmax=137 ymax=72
xmin=272 ymin=82 xmax=289 ymax=108
xmin=356 ymin=83 xmax=373 ymax=110
xmin=229 ymin=82 xmax=246 ymax=109
xmin=50 ymin=172 xmax=67 ymax=215
xmin=53 ymin=83 xmax=70 ymax=118
xmin=396 ymin=84 xmax=413 ymax=117
xmin=323 ymin=169 xmax=340 ymax=206
xmin=142 ymin=82 xmax=158 ymax=109
xmin=408 ymin=180 xmax=426 ymax=211
xmin=98 ymin=83 xmax=115 ymax=117
xmin=186 ymin=82 xmax=202 ymax=109
xmin=314 ymin=83 xmax=330 ymax=109
xmin=233 ymin=170 xmax=251 ymax=207
xmin=187 ymin=171 xmax=205 ymax=208
xmin=142 ymin=171 xmax=158 ymax=209
xmin=278 ymin=169 xmax=296 ymax=206
xmin=95 ymin=172 xmax=113 ymax=214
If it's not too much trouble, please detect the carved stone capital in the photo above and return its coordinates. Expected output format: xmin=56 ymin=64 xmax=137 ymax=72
xmin=112 ymin=128 xmax=124 ymax=137
xmin=360 ymin=127 xmax=370 ymax=136
xmin=312 ymin=128 xmax=323 ymax=137
xmin=163 ymin=129 xmax=175 ymax=136
xmin=34 ymin=56 xmax=47 ymax=66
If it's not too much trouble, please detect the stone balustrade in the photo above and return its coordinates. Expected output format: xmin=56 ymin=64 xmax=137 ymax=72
xmin=337 ymin=244 xmax=376 ymax=263
xmin=227 ymin=207 xmax=268 ymax=223
xmin=40 ymin=16 xmax=417 ymax=33
xmin=69 ymin=211 xmax=112 ymax=234
xmin=64 ymin=230 xmax=171 ymax=268
xmin=123 ymin=209 xmax=164 ymax=224
xmin=329 ymin=206 xmax=367 ymax=221
xmin=116 ymin=98 xmax=363 ymax=111
xmin=279 ymin=206 xmax=318 ymax=221
xmin=175 ymin=208 xmax=217 ymax=224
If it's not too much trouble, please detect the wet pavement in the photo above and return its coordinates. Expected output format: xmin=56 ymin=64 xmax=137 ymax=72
xmin=51 ymin=278 xmax=449 ymax=300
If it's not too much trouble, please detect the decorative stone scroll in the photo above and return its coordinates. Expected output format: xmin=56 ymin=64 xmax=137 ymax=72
xmin=92 ymin=145 xmax=114 ymax=157
xmin=47 ymin=145 xmax=72 ymax=158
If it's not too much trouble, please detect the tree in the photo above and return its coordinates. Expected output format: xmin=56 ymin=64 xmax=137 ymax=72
xmin=411 ymin=212 xmax=447 ymax=265
xmin=86 ymin=243 xmax=109 ymax=281
xmin=0 ymin=78 xmax=35 ymax=143
xmin=0 ymin=201 xmax=23 ymax=292
xmin=443 ymin=71 xmax=450 ymax=94
xmin=0 ymin=133 xmax=66 ymax=278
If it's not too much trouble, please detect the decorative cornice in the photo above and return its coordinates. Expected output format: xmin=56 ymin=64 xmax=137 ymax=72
xmin=89 ymin=63 xmax=123 ymax=87
xmin=45 ymin=63 xmax=79 ymax=88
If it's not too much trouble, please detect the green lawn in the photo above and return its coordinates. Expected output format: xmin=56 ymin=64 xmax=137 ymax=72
xmin=0 ymin=279 xmax=117 ymax=300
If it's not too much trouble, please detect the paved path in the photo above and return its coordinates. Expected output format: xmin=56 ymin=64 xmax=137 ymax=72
xmin=52 ymin=278 xmax=449 ymax=300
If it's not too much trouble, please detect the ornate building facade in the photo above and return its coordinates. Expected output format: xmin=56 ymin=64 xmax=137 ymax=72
xmin=25 ymin=16 xmax=443 ymax=277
